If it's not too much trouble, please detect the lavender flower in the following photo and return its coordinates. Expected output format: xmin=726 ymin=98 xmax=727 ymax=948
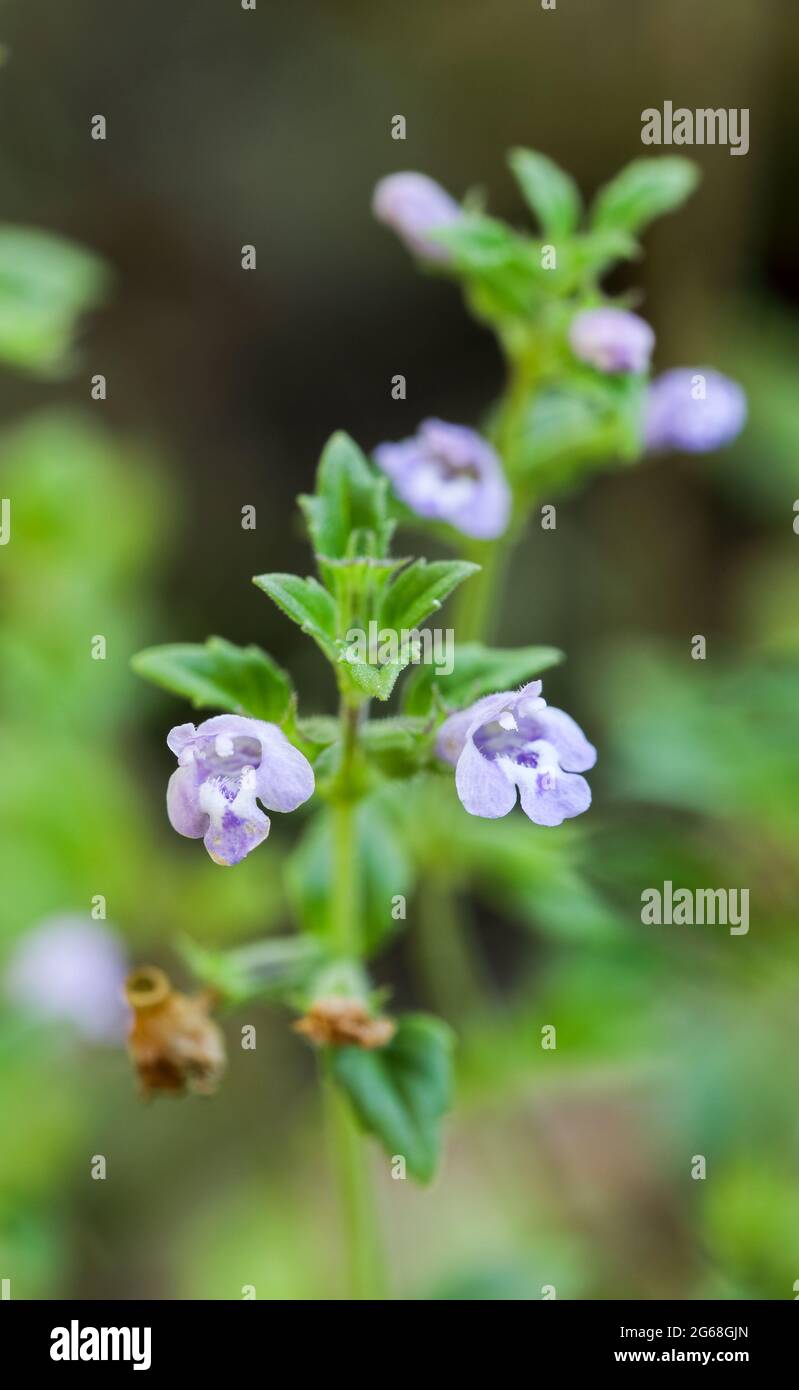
xmin=645 ymin=368 xmax=747 ymax=452
xmin=372 ymin=172 xmax=463 ymax=262
xmin=569 ymin=307 xmax=655 ymax=374
xmin=5 ymin=916 xmax=129 ymax=1041
xmin=374 ymin=419 xmax=511 ymax=540
xmin=437 ymin=681 xmax=596 ymax=825
xmin=167 ymin=714 xmax=314 ymax=866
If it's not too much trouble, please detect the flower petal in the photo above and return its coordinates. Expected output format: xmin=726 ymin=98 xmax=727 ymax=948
xmin=436 ymin=690 xmax=514 ymax=765
xmin=167 ymin=722 xmax=198 ymax=758
xmin=252 ymin=724 xmax=315 ymax=812
xmin=455 ymin=737 xmax=517 ymax=818
xmin=517 ymin=767 xmax=592 ymax=826
xmin=166 ymin=763 xmax=207 ymax=838
xmin=536 ymin=706 xmax=597 ymax=772
xmin=200 ymin=769 xmax=271 ymax=867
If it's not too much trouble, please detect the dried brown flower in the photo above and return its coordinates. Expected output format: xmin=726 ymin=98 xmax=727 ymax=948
xmin=125 ymin=966 xmax=226 ymax=1098
xmin=293 ymin=996 xmax=396 ymax=1050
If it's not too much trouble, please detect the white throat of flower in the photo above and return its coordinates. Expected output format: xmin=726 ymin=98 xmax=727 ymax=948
xmin=199 ymin=764 xmax=259 ymax=825
xmin=496 ymin=738 xmax=561 ymax=794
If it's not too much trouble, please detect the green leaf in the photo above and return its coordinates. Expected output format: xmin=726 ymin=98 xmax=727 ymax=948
xmin=361 ymin=716 xmax=431 ymax=778
xmin=508 ymin=148 xmax=582 ymax=240
xmin=180 ymin=935 xmax=326 ymax=1005
xmin=591 ymin=157 xmax=700 ymax=236
xmin=286 ymin=799 xmax=414 ymax=955
xmin=505 ymin=373 xmax=646 ymax=489
xmin=252 ymin=572 xmax=338 ymax=658
xmin=403 ymin=641 xmax=563 ymax=716
xmin=431 ymin=212 xmax=526 ymax=271
xmin=331 ymin=1014 xmax=455 ymax=1183
xmin=433 ymin=214 xmax=552 ymax=320
xmin=379 ymin=559 xmax=479 ymax=633
xmin=338 ymin=651 xmax=410 ymax=702
xmin=335 ymin=562 xmax=478 ymax=701
xmin=565 ymin=228 xmax=640 ymax=281
xmin=299 ymin=431 xmax=393 ymax=563
xmin=131 ymin=636 xmax=293 ymax=721
xmin=295 ymin=715 xmax=340 ymax=749
xmin=0 ymin=225 xmax=109 ymax=375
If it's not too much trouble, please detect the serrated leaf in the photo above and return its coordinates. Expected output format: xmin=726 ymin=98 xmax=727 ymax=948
xmin=403 ymin=641 xmax=563 ymax=716
xmin=131 ymin=636 xmax=293 ymax=721
xmin=299 ymin=431 xmax=393 ymax=563
xmin=380 ymin=558 xmax=479 ymax=633
xmin=252 ymin=572 xmax=338 ymax=658
xmin=339 ymin=652 xmax=410 ymax=702
xmin=508 ymin=148 xmax=582 ymax=240
xmin=591 ymin=157 xmax=700 ymax=236
xmin=331 ymin=1014 xmax=455 ymax=1183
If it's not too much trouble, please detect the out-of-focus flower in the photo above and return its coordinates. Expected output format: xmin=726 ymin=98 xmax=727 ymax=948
xmin=166 ymin=714 xmax=314 ymax=866
xmin=437 ymin=680 xmax=596 ymax=825
xmin=372 ymin=172 xmax=463 ymax=261
xmin=293 ymin=997 xmax=396 ymax=1050
xmin=374 ymin=419 xmax=511 ymax=540
xmin=4 ymin=916 xmax=129 ymax=1042
xmin=645 ymin=367 xmax=747 ymax=452
xmin=125 ymin=965 xmax=226 ymax=1098
xmin=569 ymin=307 xmax=655 ymax=374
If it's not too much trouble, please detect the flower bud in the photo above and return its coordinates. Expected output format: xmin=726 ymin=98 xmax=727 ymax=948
xmin=569 ymin=307 xmax=655 ymax=374
xmin=645 ymin=367 xmax=747 ymax=452
xmin=372 ymin=172 xmax=462 ymax=261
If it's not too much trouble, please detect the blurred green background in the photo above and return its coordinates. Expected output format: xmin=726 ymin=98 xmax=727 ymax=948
xmin=1 ymin=0 xmax=798 ymax=1300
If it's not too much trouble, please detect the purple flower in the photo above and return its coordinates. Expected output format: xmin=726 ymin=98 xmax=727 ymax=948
xmin=5 ymin=916 xmax=129 ymax=1042
xmin=569 ymin=307 xmax=655 ymax=374
xmin=372 ymin=172 xmax=463 ymax=262
xmin=374 ymin=419 xmax=511 ymax=540
xmin=167 ymin=715 xmax=314 ymax=866
xmin=645 ymin=368 xmax=747 ymax=452
xmin=437 ymin=681 xmax=596 ymax=825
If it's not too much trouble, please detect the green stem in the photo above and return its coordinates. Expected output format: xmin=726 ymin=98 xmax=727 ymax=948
xmin=452 ymin=533 xmax=515 ymax=643
xmin=323 ymin=693 xmax=386 ymax=1300
xmin=331 ymin=792 xmax=360 ymax=958
xmin=453 ymin=347 xmax=540 ymax=645
xmin=323 ymin=1060 xmax=386 ymax=1301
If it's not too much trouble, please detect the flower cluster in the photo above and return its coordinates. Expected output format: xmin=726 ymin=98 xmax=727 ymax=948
xmin=123 ymin=145 xmax=747 ymax=1226
xmin=370 ymin=164 xmax=746 ymax=533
